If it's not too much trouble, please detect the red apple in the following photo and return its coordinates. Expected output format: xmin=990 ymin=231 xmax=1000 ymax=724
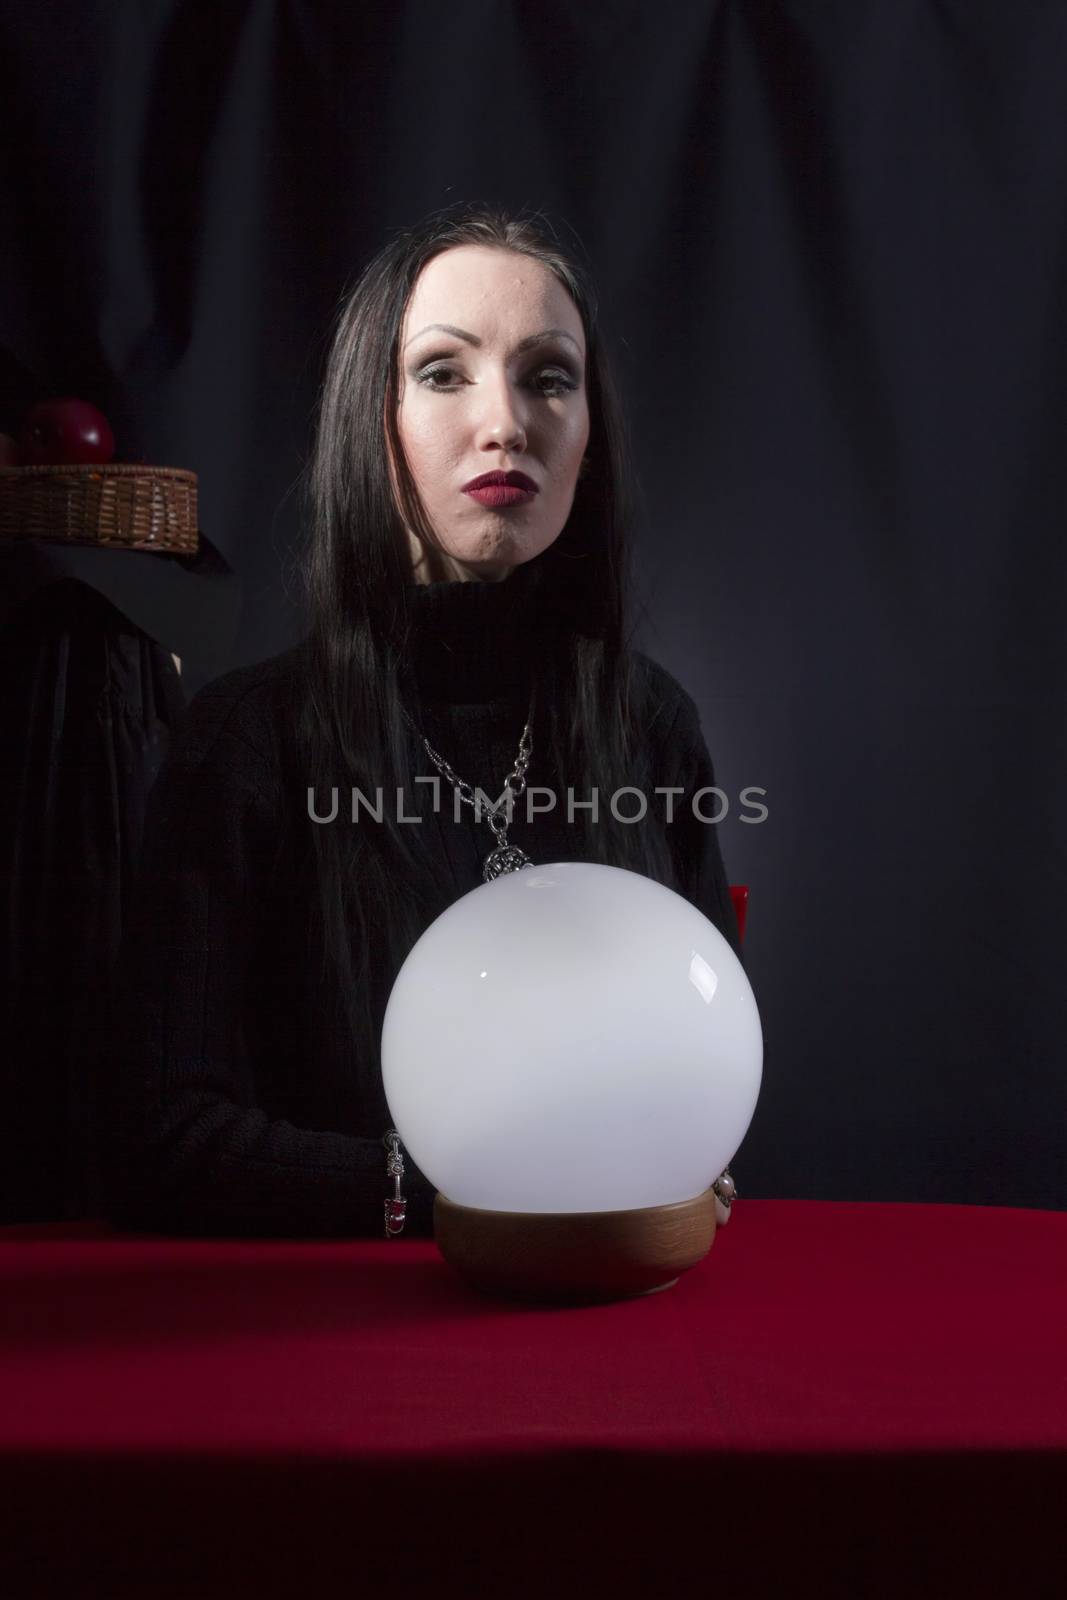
xmin=17 ymin=398 xmax=115 ymax=465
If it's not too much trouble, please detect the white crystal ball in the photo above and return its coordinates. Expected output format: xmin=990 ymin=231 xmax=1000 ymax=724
xmin=380 ymin=860 xmax=763 ymax=1214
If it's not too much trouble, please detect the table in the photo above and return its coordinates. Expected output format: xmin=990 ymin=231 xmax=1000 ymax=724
xmin=1 ymin=1201 xmax=1065 ymax=1598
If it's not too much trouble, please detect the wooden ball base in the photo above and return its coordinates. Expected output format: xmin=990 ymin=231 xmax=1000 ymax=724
xmin=433 ymin=1188 xmax=717 ymax=1305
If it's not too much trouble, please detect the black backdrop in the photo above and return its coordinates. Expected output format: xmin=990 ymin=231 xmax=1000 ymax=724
xmin=3 ymin=1 xmax=1065 ymax=1210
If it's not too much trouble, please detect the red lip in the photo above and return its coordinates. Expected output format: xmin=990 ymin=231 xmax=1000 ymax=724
xmin=461 ymin=470 xmax=539 ymax=493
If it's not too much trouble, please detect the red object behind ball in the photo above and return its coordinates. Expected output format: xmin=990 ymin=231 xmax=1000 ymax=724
xmin=17 ymin=398 xmax=116 ymax=465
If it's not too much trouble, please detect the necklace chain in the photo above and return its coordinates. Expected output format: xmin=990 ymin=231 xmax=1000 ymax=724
xmin=398 ymin=691 xmax=537 ymax=871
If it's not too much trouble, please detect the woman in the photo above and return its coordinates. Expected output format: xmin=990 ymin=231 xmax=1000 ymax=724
xmin=99 ymin=205 xmax=741 ymax=1239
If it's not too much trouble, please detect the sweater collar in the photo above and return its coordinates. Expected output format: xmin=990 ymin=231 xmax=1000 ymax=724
xmin=400 ymin=556 xmax=554 ymax=706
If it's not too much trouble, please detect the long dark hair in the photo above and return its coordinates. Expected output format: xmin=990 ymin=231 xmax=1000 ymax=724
xmin=297 ymin=204 xmax=679 ymax=1093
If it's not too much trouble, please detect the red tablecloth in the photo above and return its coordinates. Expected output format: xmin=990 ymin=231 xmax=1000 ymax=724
xmin=1 ymin=1200 xmax=1064 ymax=1598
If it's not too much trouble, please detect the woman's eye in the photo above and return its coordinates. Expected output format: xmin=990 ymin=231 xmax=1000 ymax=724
xmin=531 ymin=368 xmax=579 ymax=397
xmin=418 ymin=365 xmax=461 ymax=391
xmin=415 ymin=364 xmax=579 ymax=396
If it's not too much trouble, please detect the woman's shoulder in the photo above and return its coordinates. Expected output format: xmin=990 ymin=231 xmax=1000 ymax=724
xmin=171 ymin=640 xmax=310 ymax=781
xmin=629 ymin=649 xmax=699 ymax=732
xmin=627 ymin=650 xmax=714 ymax=786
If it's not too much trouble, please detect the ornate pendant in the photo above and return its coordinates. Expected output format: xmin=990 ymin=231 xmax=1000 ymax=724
xmin=482 ymin=844 xmax=534 ymax=883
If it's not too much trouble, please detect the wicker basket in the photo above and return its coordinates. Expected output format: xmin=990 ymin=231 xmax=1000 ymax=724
xmin=0 ymin=463 xmax=199 ymax=555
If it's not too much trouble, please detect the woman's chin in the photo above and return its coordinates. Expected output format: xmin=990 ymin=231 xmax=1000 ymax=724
xmin=450 ymin=557 xmax=515 ymax=583
xmin=442 ymin=536 xmax=520 ymax=580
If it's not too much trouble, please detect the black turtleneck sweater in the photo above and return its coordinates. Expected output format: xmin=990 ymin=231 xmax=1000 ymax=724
xmin=99 ymin=565 xmax=741 ymax=1239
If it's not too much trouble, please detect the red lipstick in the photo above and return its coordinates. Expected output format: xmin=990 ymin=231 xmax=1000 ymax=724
xmin=462 ymin=469 xmax=539 ymax=507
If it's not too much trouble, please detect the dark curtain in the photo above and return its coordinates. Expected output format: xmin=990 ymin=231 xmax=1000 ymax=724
xmin=2 ymin=1 xmax=1064 ymax=1211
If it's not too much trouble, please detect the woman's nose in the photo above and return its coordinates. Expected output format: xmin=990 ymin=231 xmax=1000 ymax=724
xmin=475 ymin=374 xmax=528 ymax=453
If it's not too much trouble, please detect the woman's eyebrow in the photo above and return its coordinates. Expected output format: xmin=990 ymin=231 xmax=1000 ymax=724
xmin=404 ymin=323 xmax=583 ymax=355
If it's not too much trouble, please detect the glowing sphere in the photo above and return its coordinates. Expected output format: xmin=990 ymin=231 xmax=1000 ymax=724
xmin=380 ymin=861 xmax=762 ymax=1214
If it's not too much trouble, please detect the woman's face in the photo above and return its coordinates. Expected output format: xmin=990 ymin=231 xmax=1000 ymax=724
xmin=395 ymin=244 xmax=590 ymax=582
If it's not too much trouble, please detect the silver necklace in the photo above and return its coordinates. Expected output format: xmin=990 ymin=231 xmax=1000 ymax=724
xmin=383 ymin=692 xmax=536 ymax=1235
xmin=399 ymin=692 xmax=537 ymax=883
